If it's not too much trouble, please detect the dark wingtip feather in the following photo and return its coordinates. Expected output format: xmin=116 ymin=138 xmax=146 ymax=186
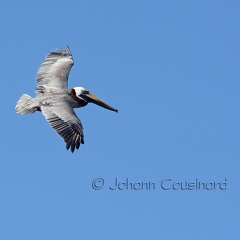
xmin=81 ymin=135 xmax=84 ymax=144
xmin=66 ymin=141 xmax=71 ymax=150
xmin=71 ymin=143 xmax=75 ymax=153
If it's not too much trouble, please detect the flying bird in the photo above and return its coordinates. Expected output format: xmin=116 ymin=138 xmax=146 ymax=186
xmin=15 ymin=46 xmax=118 ymax=152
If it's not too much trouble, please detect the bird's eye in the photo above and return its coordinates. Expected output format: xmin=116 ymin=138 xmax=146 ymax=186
xmin=84 ymin=90 xmax=89 ymax=94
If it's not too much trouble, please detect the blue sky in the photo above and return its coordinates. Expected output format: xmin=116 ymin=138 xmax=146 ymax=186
xmin=0 ymin=1 xmax=240 ymax=239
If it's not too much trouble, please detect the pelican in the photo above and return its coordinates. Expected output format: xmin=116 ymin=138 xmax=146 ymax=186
xmin=15 ymin=46 xmax=118 ymax=152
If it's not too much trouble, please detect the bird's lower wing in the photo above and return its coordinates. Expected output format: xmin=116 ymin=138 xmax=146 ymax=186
xmin=41 ymin=104 xmax=84 ymax=152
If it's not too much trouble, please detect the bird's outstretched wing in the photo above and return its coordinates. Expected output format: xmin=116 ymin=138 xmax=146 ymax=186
xmin=41 ymin=103 xmax=84 ymax=153
xmin=36 ymin=46 xmax=73 ymax=94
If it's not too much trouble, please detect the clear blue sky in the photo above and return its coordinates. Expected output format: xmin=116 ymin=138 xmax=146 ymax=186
xmin=0 ymin=1 xmax=239 ymax=239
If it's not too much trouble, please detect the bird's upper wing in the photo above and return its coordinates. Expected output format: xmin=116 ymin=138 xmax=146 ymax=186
xmin=36 ymin=46 xmax=73 ymax=94
xmin=41 ymin=103 xmax=84 ymax=153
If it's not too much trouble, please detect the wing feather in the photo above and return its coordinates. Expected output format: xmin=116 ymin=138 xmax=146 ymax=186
xmin=36 ymin=46 xmax=73 ymax=94
xmin=41 ymin=103 xmax=84 ymax=152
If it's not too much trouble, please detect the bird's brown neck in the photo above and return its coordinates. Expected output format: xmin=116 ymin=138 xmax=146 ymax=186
xmin=69 ymin=88 xmax=88 ymax=106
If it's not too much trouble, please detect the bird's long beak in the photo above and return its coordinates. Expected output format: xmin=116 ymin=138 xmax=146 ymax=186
xmin=81 ymin=91 xmax=118 ymax=113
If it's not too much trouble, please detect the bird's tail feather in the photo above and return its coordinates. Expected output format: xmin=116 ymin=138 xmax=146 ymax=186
xmin=15 ymin=94 xmax=37 ymax=114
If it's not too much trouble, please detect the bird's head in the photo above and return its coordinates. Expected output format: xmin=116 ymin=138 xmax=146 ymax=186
xmin=71 ymin=87 xmax=118 ymax=112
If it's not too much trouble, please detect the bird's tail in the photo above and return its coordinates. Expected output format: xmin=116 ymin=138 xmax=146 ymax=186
xmin=15 ymin=94 xmax=38 ymax=114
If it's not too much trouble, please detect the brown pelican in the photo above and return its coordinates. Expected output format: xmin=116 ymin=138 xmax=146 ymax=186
xmin=15 ymin=46 xmax=118 ymax=152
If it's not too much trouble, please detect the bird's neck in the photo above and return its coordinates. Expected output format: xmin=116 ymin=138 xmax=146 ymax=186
xmin=69 ymin=88 xmax=88 ymax=107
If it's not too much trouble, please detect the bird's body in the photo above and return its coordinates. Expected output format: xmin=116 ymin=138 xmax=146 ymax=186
xmin=15 ymin=46 xmax=118 ymax=152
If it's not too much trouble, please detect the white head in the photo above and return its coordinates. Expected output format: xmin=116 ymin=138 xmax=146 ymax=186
xmin=71 ymin=86 xmax=118 ymax=112
xmin=73 ymin=87 xmax=89 ymax=97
